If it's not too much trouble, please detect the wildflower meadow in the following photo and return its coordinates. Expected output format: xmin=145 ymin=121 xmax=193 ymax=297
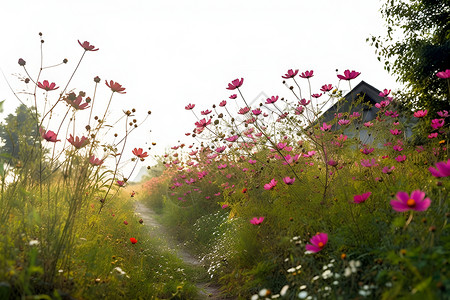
xmin=0 ymin=33 xmax=449 ymax=299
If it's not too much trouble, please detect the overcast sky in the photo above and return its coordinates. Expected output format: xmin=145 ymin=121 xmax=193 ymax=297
xmin=0 ymin=0 xmax=400 ymax=176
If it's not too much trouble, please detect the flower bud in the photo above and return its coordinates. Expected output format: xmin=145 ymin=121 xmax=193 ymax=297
xmin=18 ymin=58 xmax=26 ymax=66
xmin=94 ymin=76 xmax=100 ymax=83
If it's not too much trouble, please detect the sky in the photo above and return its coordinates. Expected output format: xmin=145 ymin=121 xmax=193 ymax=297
xmin=0 ymin=0 xmax=400 ymax=178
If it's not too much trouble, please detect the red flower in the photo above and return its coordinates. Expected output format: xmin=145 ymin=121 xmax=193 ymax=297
xmin=65 ymin=94 xmax=90 ymax=110
xmin=413 ymin=110 xmax=428 ymax=118
xmin=195 ymin=118 xmax=211 ymax=128
xmin=226 ymin=78 xmax=244 ymax=90
xmin=105 ymin=80 xmax=126 ymax=94
xmin=250 ymin=217 xmax=264 ymax=225
xmin=132 ymin=148 xmax=149 ymax=158
xmin=201 ymin=109 xmax=212 ymax=115
xmin=37 ymin=80 xmax=59 ymax=91
xmin=353 ymin=192 xmax=371 ymax=204
xmin=265 ymin=96 xmax=278 ymax=104
xmin=299 ymin=70 xmax=314 ymax=79
xmin=78 ymin=40 xmax=99 ymax=51
xmin=219 ymin=100 xmax=227 ymax=107
xmin=89 ymin=155 xmax=104 ymax=166
xmin=337 ymin=70 xmax=360 ymax=81
xmin=130 ymin=237 xmax=137 ymax=244
xmin=282 ymin=69 xmax=299 ymax=79
xmin=124 ymin=220 xmax=128 ymax=225
xmin=229 ymin=94 xmax=237 ymax=99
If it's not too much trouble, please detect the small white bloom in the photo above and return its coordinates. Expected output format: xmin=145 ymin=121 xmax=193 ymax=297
xmin=251 ymin=294 xmax=259 ymax=300
xmin=287 ymin=268 xmax=296 ymax=273
xmin=344 ymin=267 xmax=352 ymax=277
xmin=58 ymin=269 xmax=63 ymax=273
xmin=322 ymin=265 xmax=328 ymax=270
xmin=332 ymin=280 xmax=339 ymax=285
xmin=280 ymin=285 xmax=289 ymax=296
xmin=296 ymin=265 xmax=302 ymax=270
xmin=271 ymin=294 xmax=280 ymax=299
xmin=363 ymin=285 xmax=369 ymax=290
xmin=29 ymin=240 xmax=39 ymax=246
xmin=312 ymin=275 xmax=320 ymax=281
xmin=298 ymin=291 xmax=308 ymax=299
xmin=322 ymin=270 xmax=333 ymax=279
xmin=299 ymin=285 xmax=307 ymax=290
xmin=259 ymin=289 xmax=269 ymax=297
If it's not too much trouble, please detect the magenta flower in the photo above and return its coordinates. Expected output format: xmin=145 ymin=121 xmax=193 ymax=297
xmin=436 ymin=69 xmax=450 ymax=79
xmin=320 ymin=84 xmax=333 ymax=92
xmin=229 ymin=94 xmax=237 ymax=99
xmin=78 ymin=40 xmax=99 ymax=51
xmin=379 ymin=89 xmax=391 ymax=97
xmin=250 ymin=217 xmax=264 ymax=225
xmin=219 ymin=100 xmax=227 ymax=107
xmin=37 ymin=80 xmax=59 ymax=91
xmin=225 ymin=135 xmax=239 ymax=142
xmin=89 ymin=155 xmax=104 ymax=166
xmin=215 ymin=146 xmax=226 ymax=153
xmin=105 ymin=80 xmax=126 ymax=94
xmin=382 ymin=166 xmax=395 ymax=174
xmin=201 ymin=109 xmax=212 ymax=115
xmin=238 ymin=107 xmax=250 ymax=115
xmin=299 ymin=98 xmax=310 ymax=106
xmin=295 ymin=106 xmax=304 ymax=115
xmin=327 ymin=159 xmax=338 ymax=167
xmin=117 ymin=180 xmax=125 ymax=187
xmin=395 ymin=155 xmax=407 ymax=163
xmin=305 ymin=233 xmax=328 ymax=253
xmin=353 ymin=192 xmax=371 ymax=204
xmin=390 ymin=129 xmax=402 ymax=135
xmin=390 ymin=190 xmax=431 ymax=212
xmin=221 ymin=204 xmax=229 ymax=209
xmin=185 ymin=103 xmax=195 ymax=110
xmin=65 ymin=95 xmax=90 ymax=110
xmin=265 ymin=96 xmax=279 ymax=104
xmin=299 ymin=70 xmax=314 ymax=79
xmin=375 ymin=100 xmax=390 ymax=109
xmin=263 ymin=178 xmax=277 ymax=190
xmin=338 ymin=119 xmax=350 ymax=126
xmin=361 ymin=158 xmax=378 ymax=167
xmin=39 ymin=128 xmax=60 ymax=142
xmin=431 ymin=119 xmax=445 ymax=129
xmin=282 ymin=69 xmax=299 ymax=79
xmin=226 ymin=78 xmax=244 ymax=90
xmin=337 ymin=70 xmax=360 ymax=81
xmin=320 ymin=122 xmax=332 ymax=131
xmin=195 ymin=118 xmax=211 ymax=128
xmin=252 ymin=108 xmax=262 ymax=115
xmin=360 ymin=147 xmax=374 ymax=155
xmin=429 ymin=160 xmax=450 ymax=178
xmin=312 ymin=93 xmax=322 ymax=98
xmin=413 ymin=110 xmax=428 ymax=118
xmin=437 ymin=110 xmax=449 ymax=118
xmin=67 ymin=135 xmax=89 ymax=149
xmin=364 ymin=122 xmax=373 ymax=127
xmin=428 ymin=133 xmax=438 ymax=139
xmin=282 ymin=177 xmax=295 ymax=185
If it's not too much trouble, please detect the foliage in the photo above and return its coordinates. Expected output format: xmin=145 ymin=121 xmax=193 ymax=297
xmin=369 ymin=0 xmax=450 ymax=113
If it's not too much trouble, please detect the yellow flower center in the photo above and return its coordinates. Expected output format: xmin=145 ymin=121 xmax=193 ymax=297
xmin=318 ymin=242 xmax=324 ymax=248
xmin=407 ymin=198 xmax=416 ymax=207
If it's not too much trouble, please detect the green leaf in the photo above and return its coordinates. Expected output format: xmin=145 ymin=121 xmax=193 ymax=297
xmin=0 ymin=100 xmax=4 ymax=113
xmin=412 ymin=277 xmax=432 ymax=294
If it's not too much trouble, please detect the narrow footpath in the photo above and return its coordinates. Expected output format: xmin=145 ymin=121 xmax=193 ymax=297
xmin=134 ymin=201 xmax=224 ymax=299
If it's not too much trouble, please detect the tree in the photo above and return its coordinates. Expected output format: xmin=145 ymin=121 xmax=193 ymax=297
xmin=370 ymin=0 xmax=450 ymax=113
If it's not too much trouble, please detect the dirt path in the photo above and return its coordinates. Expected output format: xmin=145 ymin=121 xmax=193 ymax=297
xmin=134 ymin=201 xmax=223 ymax=299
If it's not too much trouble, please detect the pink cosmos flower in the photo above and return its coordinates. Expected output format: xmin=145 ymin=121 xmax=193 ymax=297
xmin=252 ymin=108 xmax=262 ymax=115
xmin=353 ymin=192 xmax=371 ymax=204
xmin=39 ymin=128 xmax=60 ymax=142
xmin=37 ymin=80 xmax=59 ymax=91
xmin=226 ymin=78 xmax=244 ymax=90
xmin=299 ymin=70 xmax=314 ymax=79
xmin=395 ymin=155 xmax=406 ymax=163
xmin=295 ymin=106 xmax=304 ymax=115
xmin=361 ymin=158 xmax=378 ymax=167
xmin=248 ymin=159 xmax=257 ymax=164
xmin=337 ymin=70 xmax=360 ymax=81
xmin=338 ymin=119 xmax=350 ymax=126
xmin=225 ymin=135 xmax=239 ymax=142
xmin=221 ymin=204 xmax=229 ymax=209
xmin=390 ymin=190 xmax=431 ymax=212
xmin=78 ymin=40 xmax=99 ymax=51
xmin=375 ymin=100 xmax=390 ymax=109
xmin=436 ymin=69 xmax=450 ymax=79
xmin=89 ymin=155 xmax=104 ymax=166
xmin=265 ymin=96 xmax=279 ymax=104
xmin=437 ymin=110 xmax=449 ymax=118
xmin=413 ymin=110 xmax=428 ymax=118
xmin=195 ymin=118 xmax=211 ymax=128
xmin=429 ymin=159 xmax=450 ymax=178
xmin=219 ymin=100 xmax=227 ymax=107
xmin=282 ymin=69 xmax=299 ymax=79
xmin=65 ymin=95 xmax=90 ymax=110
xmin=185 ymin=103 xmax=195 ymax=110
xmin=320 ymin=122 xmax=332 ymax=131
xmin=312 ymin=93 xmax=322 ymax=98
xmin=250 ymin=217 xmax=264 ymax=225
xmin=303 ymin=151 xmax=316 ymax=158
xmin=132 ymin=148 xmax=149 ymax=158
xmin=229 ymin=94 xmax=237 ymax=99
xmin=277 ymin=142 xmax=287 ymax=149
xmin=431 ymin=119 xmax=445 ymax=129
xmin=390 ymin=129 xmax=402 ymax=135
xmin=283 ymin=177 xmax=295 ymax=185
xmin=238 ymin=107 xmax=250 ymax=115
xmin=263 ymin=178 xmax=277 ymax=190
xmin=305 ymin=233 xmax=328 ymax=253
xmin=201 ymin=109 xmax=212 ymax=115
xmin=215 ymin=146 xmax=226 ymax=153
xmin=382 ymin=166 xmax=395 ymax=174
xmin=379 ymin=89 xmax=391 ymax=97
xmin=105 ymin=80 xmax=126 ymax=94
xmin=350 ymin=112 xmax=361 ymax=118
xmin=364 ymin=121 xmax=374 ymax=127
xmin=117 ymin=180 xmax=125 ymax=187
xmin=67 ymin=135 xmax=89 ymax=149
xmin=320 ymin=84 xmax=333 ymax=92
xmin=360 ymin=147 xmax=374 ymax=155
xmin=393 ymin=145 xmax=403 ymax=151
xmin=327 ymin=159 xmax=338 ymax=167
xmin=428 ymin=133 xmax=438 ymax=139
xmin=299 ymin=99 xmax=310 ymax=106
